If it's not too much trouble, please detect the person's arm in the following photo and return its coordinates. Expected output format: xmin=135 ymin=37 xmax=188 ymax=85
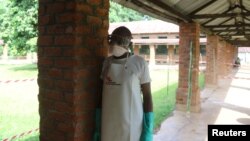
xmin=93 ymin=61 xmax=105 ymax=141
xmin=140 ymin=82 xmax=154 ymax=141
xmin=141 ymin=82 xmax=153 ymax=112
xmin=97 ymin=78 xmax=103 ymax=108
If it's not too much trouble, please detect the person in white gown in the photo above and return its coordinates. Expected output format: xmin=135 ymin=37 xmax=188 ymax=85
xmin=94 ymin=26 xmax=154 ymax=141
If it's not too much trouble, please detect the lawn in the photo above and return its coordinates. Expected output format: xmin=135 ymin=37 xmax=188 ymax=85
xmin=0 ymin=64 xmax=205 ymax=140
xmin=0 ymin=64 xmax=39 ymax=141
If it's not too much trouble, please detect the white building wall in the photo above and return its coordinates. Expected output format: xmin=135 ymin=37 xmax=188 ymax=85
xmin=238 ymin=52 xmax=250 ymax=64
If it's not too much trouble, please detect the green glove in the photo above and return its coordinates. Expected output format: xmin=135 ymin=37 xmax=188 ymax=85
xmin=93 ymin=108 xmax=101 ymax=141
xmin=140 ymin=112 xmax=154 ymax=141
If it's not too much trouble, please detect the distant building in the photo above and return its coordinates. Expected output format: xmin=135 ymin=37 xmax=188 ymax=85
xmin=109 ymin=20 xmax=207 ymax=65
xmin=238 ymin=47 xmax=250 ymax=64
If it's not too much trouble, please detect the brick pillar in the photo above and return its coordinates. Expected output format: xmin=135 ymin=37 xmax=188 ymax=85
xmin=176 ymin=22 xmax=200 ymax=113
xmin=205 ymin=35 xmax=218 ymax=87
xmin=217 ymin=40 xmax=227 ymax=76
xmin=168 ymin=45 xmax=174 ymax=64
xmin=149 ymin=44 xmax=155 ymax=66
xmin=38 ymin=1 xmax=109 ymax=141
xmin=133 ymin=45 xmax=140 ymax=55
xmin=227 ymin=44 xmax=235 ymax=74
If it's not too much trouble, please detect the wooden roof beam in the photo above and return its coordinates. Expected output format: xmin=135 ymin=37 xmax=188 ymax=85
xmin=201 ymin=6 xmax=235 ymax=25
xmin=192 ymin=12 xmax=250 ymax=19
xmin=212 ymin=29 xmax=250 ymax=32
xmin=204 ymin=23 xmax=250 ymax=28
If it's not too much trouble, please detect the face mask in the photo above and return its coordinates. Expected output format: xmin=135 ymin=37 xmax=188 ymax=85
xmin=112 ymin=45 xmax=128 ymax=57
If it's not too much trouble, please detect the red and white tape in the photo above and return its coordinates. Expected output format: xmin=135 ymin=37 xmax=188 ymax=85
xmin=2 ymin=128 xmax=39 ymax=141
xmin=0 ymin=78 xmax=36 ymax=84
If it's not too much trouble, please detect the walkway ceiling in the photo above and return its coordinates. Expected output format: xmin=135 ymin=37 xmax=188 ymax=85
xmin=113 ymin=0 xmax=250 ymax=47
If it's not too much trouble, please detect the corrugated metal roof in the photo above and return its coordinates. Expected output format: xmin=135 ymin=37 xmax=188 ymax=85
xmin=113 ymin=0 xmax=250 ymax=47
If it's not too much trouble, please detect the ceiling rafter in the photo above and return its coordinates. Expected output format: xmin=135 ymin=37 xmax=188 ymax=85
xmin=204 ymin=23 xmax=250 ymax=28
xmin=192 ymin=12 xmax=250 ymax=19
xmin=212 ymin=29 xmax=250 ymax=32
xmin=144 ymin=0 xmax=192 ymax=22
xmin=201 ymin=6 xmax=235 ymax=26
xmin=130 ymin=0 xmax=180 ymax=23
xmin=189 ymin=0 xmax=218 ymax=16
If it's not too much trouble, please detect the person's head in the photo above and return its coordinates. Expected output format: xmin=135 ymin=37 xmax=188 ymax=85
xmin=108 ymin=26 xmax=132 ymax=57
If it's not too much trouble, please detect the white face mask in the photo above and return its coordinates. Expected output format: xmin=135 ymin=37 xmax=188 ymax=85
xmin=112 ymin=45 xmax=128 ymax=57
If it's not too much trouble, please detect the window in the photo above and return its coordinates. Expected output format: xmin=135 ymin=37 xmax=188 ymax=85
xmin=174 ymin=45 xmax=179 ymax=55
xmin=158 ymin=36 xmax=168 ymax=39
xmin=139 ymin=45 xmax=150 ymax=55
xmin=156 ymin=45 xmax=168 ymax=55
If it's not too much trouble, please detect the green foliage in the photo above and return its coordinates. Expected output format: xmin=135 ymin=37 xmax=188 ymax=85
xmin=0 ymin=0 xmax=38 ymax=56
xmin=0 ymin=0 xmax=151 ymax=56
xmin=0 ymin=0 xmax=7 ymax=15
xmin=109 ymin=1 xmax=153 ymax=23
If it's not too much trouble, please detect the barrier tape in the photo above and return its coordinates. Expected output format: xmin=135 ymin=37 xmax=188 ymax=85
xmin=2 ymin=128 xmax=39 ymax=141
xmin=0 ymin=78 xmax=36 ymax=84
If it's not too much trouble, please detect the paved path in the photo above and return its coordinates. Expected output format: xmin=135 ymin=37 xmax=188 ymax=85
xmin=153 ymin=65 xmax=250 ymax=141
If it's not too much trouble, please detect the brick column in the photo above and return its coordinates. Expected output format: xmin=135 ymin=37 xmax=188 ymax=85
xmin=205 ymin=35 xmax=218 ymax=87
xmin=149 ymin=44 xmax=155 ymax=66
xmin=217 ymin=40 xmax=227 ymax=76
xmin=226 ymin=43 xmax=235 ymax=74
xmin=176 ymin=22 xmax=200 ymax=112
xmin=38 ymin=1 xmax=109 ymax=141
xmin=133 ymin=45 xmax=140 ymax=55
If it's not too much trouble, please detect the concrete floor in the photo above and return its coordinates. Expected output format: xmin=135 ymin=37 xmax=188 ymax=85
xmin=153 ymin=65 xmax=250 ymax=141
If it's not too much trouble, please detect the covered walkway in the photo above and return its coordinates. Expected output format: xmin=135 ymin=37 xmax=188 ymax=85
xmin=154 ymin=65 xmax=250 ymax=141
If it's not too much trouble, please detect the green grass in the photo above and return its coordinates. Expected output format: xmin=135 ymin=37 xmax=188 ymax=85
xmin=0 ymin=64 xmax=205 ymax=140
xmin=0 ymin=64 xmax=38 ymax=80
xmin=152 ymin=71 xmax=205 ymax=131
xmin=0 ymin=64 xmax=39 ymax=141
xmin=153 ymin=83 xmax=177 ymax=131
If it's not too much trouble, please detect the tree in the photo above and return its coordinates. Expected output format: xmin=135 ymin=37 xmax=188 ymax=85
xmin=0 ymin=0 xmax=151 ymax=56
xmin=0 ymin=0 xmax=38 ymax=56
xmin=109 ymin=1 xmax=153 ymax=23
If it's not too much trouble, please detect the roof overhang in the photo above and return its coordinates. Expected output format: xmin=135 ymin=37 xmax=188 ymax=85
xmin=113 ymin=0 xmax=250 ymax=47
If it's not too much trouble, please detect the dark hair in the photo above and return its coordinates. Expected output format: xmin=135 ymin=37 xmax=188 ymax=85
xmin=108 ymin=26 xmax=132 ymax=47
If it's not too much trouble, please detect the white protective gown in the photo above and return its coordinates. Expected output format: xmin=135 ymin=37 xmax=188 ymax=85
xmin=101 ymin=55 xmax=151 ymax=141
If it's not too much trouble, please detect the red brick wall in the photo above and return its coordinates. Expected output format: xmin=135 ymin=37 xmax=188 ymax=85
xmin=176 ymin=22 xmax=200 ymax=112
xmin=38 ymin=0 xmax=109 ymax=140
xmin=217 ymin=40 xmax=227 ymax=76
xmin=206 ymin=35 xmax=218 ymax=86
